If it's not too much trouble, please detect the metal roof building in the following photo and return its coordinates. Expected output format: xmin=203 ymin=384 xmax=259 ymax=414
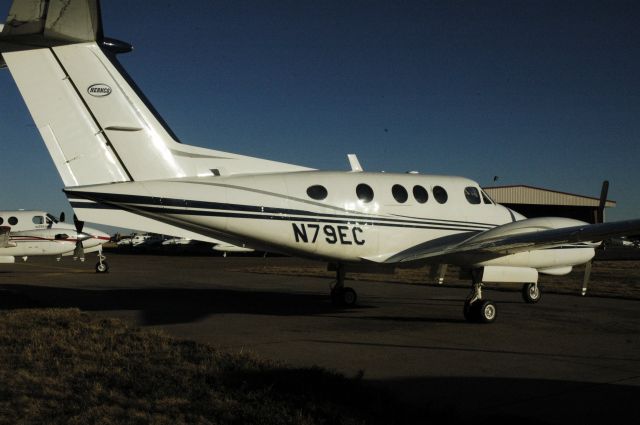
xmin=482 ymin=185 xmax=616 ymax=224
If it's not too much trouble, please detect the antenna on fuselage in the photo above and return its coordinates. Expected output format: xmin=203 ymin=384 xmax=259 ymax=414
xmin=347 ymin=154 xmax=363 ymax=172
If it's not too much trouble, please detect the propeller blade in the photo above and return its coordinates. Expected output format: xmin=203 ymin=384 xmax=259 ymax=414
xmin=73 ymin=214 xmax=84 ymax=233
xmin=581 ymin=260 xmax=592 ymax=296
xmin=73 ymin=240 xmax=85 ymax=261
xmin=597 ymin=180 xmax=609 ymax=224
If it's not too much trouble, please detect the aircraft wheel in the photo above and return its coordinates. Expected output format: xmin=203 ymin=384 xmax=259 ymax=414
xmin=342 ymin=287 xmax=357 ymax=306
xmin=330 ymin=287 xmax=357 ymax=306
xmin=95 ymin=261 xmax=109 ymax=273
xmin=476 ymin=300 xmax=497 ymax=323
xmin=522 ymin=283 xmax=541 ymax=304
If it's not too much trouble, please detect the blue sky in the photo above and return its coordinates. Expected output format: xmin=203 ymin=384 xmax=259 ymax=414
xmin=1 ymin=0 xmax=639 ymax=228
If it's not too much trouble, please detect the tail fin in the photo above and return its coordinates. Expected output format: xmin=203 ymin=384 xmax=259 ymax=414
xmin=1 ymin=0 xmax=309 ymax=188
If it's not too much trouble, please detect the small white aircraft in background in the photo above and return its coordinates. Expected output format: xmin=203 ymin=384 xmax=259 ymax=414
xmin=1 ymin=0 xmax=639 ymax=322
xmin=115 ymin=232 xmax=254 ymax=254
xmin=0 ymin=210 xmax=110 ymax=272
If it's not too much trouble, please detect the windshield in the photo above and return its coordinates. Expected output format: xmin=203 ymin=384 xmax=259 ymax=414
xmin=480 ymin=190 xmax=494 ymax=205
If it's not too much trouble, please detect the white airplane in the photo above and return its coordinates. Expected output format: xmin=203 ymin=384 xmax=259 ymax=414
xmin=1 ymin=0 xmax=639 ymax=322
xmin=0 ymin=210 xmax=110 ymax=271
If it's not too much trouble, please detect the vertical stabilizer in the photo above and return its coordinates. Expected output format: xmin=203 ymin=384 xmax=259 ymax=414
xmin=2 ymin=46 xmax=133 ymax=186
xmin=1 ymin=0 xmax=310 ymax=189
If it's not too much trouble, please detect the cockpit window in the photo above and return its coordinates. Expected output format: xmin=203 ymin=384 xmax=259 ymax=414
xmin=464 ymin=187 xmax=481 ymax=204
xmin=306 ymin=185 xmax=328 ymax=201
xmin=481 ymin=190 xmax=494 ymax=205
xmin=32 ymin=216 xmax=44 ymax=225
xmin=433 ymin=186 xmax=448 ymax=204
xmin=392 ymin=184 xmax=408 ymax=203
xmin=356 ymin=184 xmax=374 ymax=203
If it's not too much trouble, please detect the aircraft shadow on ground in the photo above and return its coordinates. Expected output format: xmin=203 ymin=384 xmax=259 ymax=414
xmin=0 ymin=284 xmax=377 ymax=326
xmin=370 ymin=375 xmax=640 ymax=425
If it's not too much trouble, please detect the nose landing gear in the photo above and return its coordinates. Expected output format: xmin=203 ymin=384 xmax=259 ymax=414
xmin=95 ymin=247 xmax=109 ymax=273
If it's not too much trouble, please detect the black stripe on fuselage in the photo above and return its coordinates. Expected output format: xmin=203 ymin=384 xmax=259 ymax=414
xmin=66 ymin=191 xmax=497 ymax=232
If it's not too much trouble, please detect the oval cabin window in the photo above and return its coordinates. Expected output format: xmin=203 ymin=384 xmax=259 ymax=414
xmin=356 ymin=184 xmax=374 ymax=203
xmin=433 ymin=186 xmax=448 ymax=204
xmin=413 ymin=185 xmax=428 ymax=203
xmin=392 ymin=184 xmax=408 ymax=203
xmin=306 ymin=185 xmax=328 ymax=200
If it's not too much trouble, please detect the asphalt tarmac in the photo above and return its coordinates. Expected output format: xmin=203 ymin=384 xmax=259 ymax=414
xmin=1 ymin=253 xmax=639 ymax=424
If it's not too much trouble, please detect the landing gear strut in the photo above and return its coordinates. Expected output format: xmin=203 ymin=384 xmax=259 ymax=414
xmin=330 ymin=264 xmax=357 ymax=306
xmin=464 ymin=279 xmax=496 ymax=323
xmin=95 ymin=247 xmax=109 ymax=273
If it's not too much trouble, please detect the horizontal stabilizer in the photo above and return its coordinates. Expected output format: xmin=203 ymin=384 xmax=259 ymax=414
xmin=2 ymin=0 xmax=100 ymax=42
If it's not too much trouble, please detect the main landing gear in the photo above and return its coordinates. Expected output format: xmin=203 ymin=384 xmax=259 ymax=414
xmin=95 ymin=247 xmax=109 ymax=273
xmin=464 ymin=280 xmax=497 ymax=324
xmin=522 ymin=282 xmax=541 ymax=303
xmin=330 ymin=265 xmax=357 ymax=307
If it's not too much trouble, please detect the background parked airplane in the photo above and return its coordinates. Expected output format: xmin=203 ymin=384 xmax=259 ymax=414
xmin=0 ymin=210 xmax=110 ymax=271
xmin=1 ymin=0 xmax=639 ymax=322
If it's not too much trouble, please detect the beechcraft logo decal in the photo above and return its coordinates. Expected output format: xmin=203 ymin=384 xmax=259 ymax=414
xmin=87 ymin=83 xmax=112 ymax=97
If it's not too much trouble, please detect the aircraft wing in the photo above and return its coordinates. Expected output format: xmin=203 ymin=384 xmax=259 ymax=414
xmin=383 ymin=217 xmax=640 ymax=264
xmin=0 ymin=226 xmax=11 ymax=248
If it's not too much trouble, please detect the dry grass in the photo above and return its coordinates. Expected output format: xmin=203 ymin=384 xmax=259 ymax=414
xmin=235 ymin=261 xmax=640 ymax=300
xmin=0 ymin=309 xmax=425 ymax=425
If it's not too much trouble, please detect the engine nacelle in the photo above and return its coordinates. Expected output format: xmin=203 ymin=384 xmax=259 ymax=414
xmin=539 ymin=266 xmax=573 ymax=276
xmin=476 ymin=266 xmax=538 ymax=284
xmin=212 ymin=244 xmax=254 ymax=253
xmin=0 ymin=256 xmax=15 ymax=264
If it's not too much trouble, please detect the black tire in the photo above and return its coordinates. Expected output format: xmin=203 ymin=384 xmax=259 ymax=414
xmin=522 ymin=283 xmax=541 ymax=304
xmin=95 ymin=261 xmax=109 ymax=273
xmin=330 ymin=287 xmax=357 ymax=306
xmin=342 ymin=287 xmax=357 ymax=306
xmin=476 ymin=300 xmax=497 ymax=323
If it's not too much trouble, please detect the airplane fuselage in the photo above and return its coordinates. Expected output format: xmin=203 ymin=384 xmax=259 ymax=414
xmin=67 ymin=171 xmax=595 ymax=270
